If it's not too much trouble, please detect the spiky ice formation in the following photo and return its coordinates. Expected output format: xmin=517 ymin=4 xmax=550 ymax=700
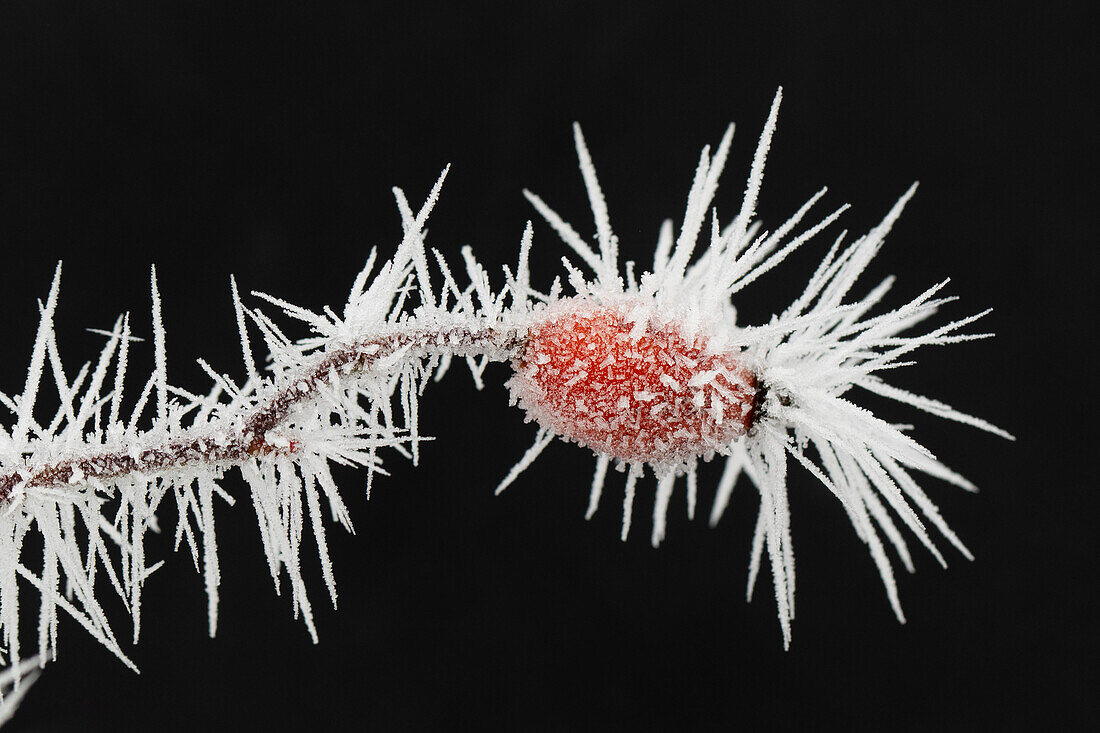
xmin=499 ymin=88 xmax=1014 ymax=648
xmin=0 ymin=170 xmax=522 ymax=688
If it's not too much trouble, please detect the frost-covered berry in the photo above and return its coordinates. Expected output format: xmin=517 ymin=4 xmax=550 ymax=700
xmin=508 ymin=300 xmax=757 ymax=465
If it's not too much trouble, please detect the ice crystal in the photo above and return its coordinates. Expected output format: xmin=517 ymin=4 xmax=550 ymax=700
xmin=0 ymin=656 xmax=39 ymax=726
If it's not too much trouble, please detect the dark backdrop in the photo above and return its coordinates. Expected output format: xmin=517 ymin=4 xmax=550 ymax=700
xmin=0 ymin=2 xmax=1093 ymax=731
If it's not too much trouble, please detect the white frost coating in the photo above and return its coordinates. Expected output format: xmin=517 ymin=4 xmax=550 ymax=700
xmin=586 ymin=453 xmax=610 ymax=520
xmin=0 ymin=168 xmax=528 ymax=697
xmin=514 ymin=88 xmax=1012 ymax=649
xmin=572 ymin=123 xmax=617 ymax=286
xmin=0 ymin=90 xmax=1011 ymax=720
xmin=0 ymin=655 xmax=40 ymax=725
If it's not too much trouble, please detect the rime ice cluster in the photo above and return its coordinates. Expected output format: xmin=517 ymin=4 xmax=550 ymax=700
xmin=0 ymin=169 xmax=528 ymax=696
xmin=0 ymin=89 xmax=1012 ymax=715
xmin=508 ymin=299 xmax=756 ymax=465
xmin=506 ymin=90 xmax=1012 ymax=648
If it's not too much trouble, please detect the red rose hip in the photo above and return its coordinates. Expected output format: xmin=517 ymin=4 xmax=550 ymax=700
xmin=508 ymin=301 xmax=758 ymax=465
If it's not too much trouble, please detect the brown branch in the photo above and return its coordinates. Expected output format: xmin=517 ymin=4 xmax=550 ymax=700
xmin=0 ymin=324 xmax=526 ymax=505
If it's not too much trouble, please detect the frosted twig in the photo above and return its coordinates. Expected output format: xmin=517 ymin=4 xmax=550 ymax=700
xmin=0 ymin=92 xmax=1010 ymax=723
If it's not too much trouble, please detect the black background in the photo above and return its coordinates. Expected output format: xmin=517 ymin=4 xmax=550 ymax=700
xmin=0 ymin=2 xmax=1093 ymax=731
